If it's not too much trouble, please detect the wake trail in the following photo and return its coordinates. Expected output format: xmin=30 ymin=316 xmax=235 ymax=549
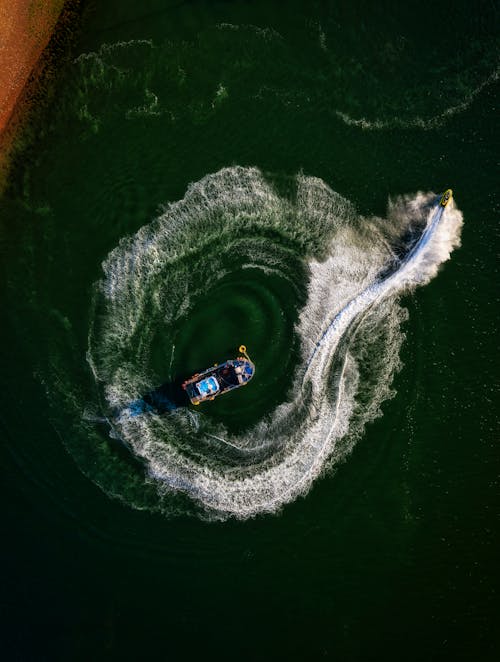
xmin=87 ymin=168 xmax=463 ymax=519
xmin=305 ymin=203 xmax=445 ymax=379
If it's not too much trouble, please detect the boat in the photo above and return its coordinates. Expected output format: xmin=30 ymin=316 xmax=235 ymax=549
xmin=440 ymin=188 xmax=453 ymax=207
xmin=182 ymin=345 xmax=255 ymax=405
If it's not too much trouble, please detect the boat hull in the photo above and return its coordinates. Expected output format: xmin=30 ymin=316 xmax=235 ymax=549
xmin=182 ymin=357 xmax=255 ymax=405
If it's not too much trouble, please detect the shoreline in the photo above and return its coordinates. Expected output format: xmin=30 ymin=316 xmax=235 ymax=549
xmin=0 ymin=0 xmax=82 ymax=194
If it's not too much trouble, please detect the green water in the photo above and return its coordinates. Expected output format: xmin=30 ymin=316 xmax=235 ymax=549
xmin=1 ymin=0 xmax=498 ymax=658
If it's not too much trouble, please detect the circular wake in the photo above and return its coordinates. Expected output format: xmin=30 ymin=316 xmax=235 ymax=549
xmin=88 ymin=167 xmax=462 ymax=519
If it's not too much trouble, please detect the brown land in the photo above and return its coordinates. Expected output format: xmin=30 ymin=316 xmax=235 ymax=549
xmin=0 ymin=0 xmax=66 ymax=190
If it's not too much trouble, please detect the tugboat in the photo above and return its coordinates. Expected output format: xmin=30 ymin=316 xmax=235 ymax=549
xmin=182 ymin=345 xmax=255 ymax=405
xmin=440 ymin=188 xmax=453 ymax=207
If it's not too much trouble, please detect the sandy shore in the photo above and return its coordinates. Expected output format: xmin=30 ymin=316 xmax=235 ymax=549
xmin=0 ymin=0 xmax=66 ymax=189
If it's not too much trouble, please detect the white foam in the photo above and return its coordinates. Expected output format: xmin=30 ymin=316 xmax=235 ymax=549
xmin=88 ymin=168 xmax=463 ymax=519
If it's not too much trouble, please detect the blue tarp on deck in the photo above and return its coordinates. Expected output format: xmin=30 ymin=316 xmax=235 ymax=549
xmin=197 ymin=376 xmax=219 ymax=396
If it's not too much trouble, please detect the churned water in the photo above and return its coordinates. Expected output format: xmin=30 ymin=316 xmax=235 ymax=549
xmin=0 ymin=1 xmax=497 ymax=659
xmin=83 ymin=169 xmax=461 ymax=519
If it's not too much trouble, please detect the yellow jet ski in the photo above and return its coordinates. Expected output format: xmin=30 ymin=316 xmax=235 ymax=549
xmin=440 ymin=189 xmax=453 ymax=207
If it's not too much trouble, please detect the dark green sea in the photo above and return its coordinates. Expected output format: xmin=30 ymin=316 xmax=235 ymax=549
xmin=1 ymin=1 xmax=498 ymax=659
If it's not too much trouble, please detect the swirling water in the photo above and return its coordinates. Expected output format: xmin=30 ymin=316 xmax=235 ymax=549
xmin=83 ymin=167 xmax=462 ymax=519
xmin=1 ymin=1 xmax=497 ymax=657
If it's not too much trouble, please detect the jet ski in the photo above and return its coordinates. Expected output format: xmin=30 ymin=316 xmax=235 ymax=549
xmin=440 ymin=188 xmax=453 ymax=207
xmin=182 ymin=345 xmax=255 ymax=405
